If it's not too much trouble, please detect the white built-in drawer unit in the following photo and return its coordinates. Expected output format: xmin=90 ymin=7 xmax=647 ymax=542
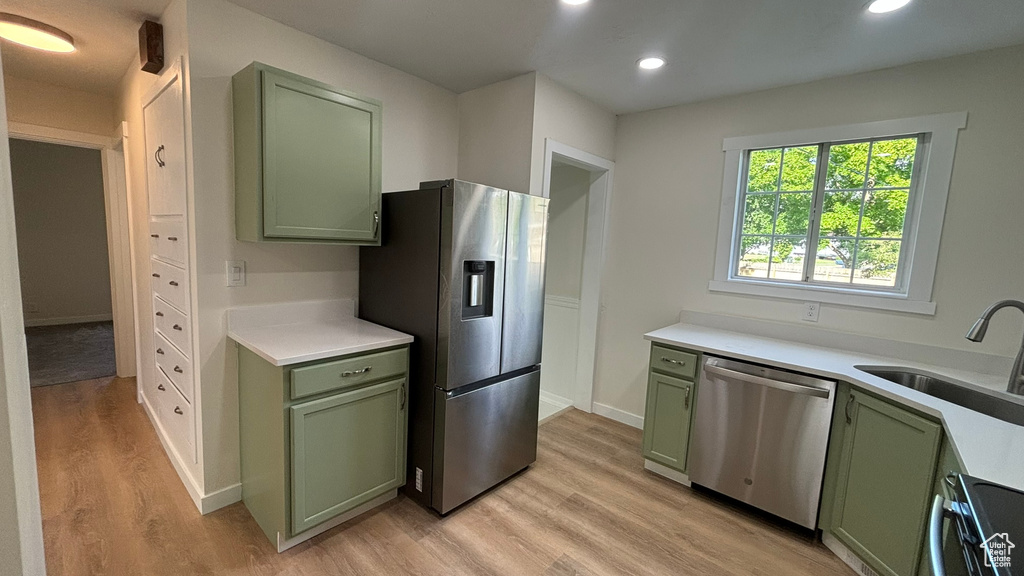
xmin=149 ymin=218 xmax=187 ymax=266
xmin=151 ymin=368 xmax=195 ymax=456
xmin=155 ymin=332 xmax=193 ymax=402
xmin=153 ymin=294 xmax=190 ymax=354
xmin=150 ymin=258 xmax=189 ymax=312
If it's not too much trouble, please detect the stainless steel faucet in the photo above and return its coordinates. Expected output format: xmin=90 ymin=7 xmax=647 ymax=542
xmin=965 ymin=299 xmax=1024 ymax=395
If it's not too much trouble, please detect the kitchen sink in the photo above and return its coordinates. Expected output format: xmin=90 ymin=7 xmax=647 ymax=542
xmin=856 ymin=366 xmax=1024 ymax=427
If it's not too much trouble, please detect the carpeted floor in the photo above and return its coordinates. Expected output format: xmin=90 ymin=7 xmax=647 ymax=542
xmin=25 ymin=321 xmax=116 ymax=387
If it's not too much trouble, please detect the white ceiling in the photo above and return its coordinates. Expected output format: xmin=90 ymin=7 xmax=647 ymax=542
xmin=3 ymin=0 xmax=1024 ymax=112
xmin=0 ymin=0 xmax=171 ymax=96
xmin=224 ymin=0 xmax=1024 ymax=113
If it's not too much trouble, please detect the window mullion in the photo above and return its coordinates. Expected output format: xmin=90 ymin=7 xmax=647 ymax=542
xmin=805 ymin=143 xmax=829 ymax=282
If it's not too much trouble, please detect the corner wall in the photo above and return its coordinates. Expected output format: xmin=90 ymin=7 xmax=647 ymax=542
xmin=597 ymin=44 xmax=1024 ymax=419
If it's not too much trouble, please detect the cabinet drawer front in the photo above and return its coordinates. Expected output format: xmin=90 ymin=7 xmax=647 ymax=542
xmin=150 ymin=368 xmax=195 ymax=459
xmin=290 ymin=347 xmax=407 ymax=400
xmin=155 ymin=331 xmax=193 ymax=402
xmin=149 ymin=219 xmax=187 ymax=266
xmin=650 ymin=345 xmax=698 ymax=380
xmin=290 ymin=378 xmax=406 ymax=535
xmin=151 ymin=258 xmax=189 ymax=312
xmin=153 ymin=295 xmax=190 ymax=356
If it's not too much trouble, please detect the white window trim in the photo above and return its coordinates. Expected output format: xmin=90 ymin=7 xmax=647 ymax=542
xmin=710 ymin=112 xmax=967 ymax=315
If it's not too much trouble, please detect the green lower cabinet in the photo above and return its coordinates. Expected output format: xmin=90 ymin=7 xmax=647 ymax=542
xmin=642 ymin=370 xmax=695 ymax=472
xmin=290 ymin=378 xmax=407 ymax=533
xmin=829 ymin=389 xmax=942 ymax=576
xmin=238 ymin=345 xmax=408 ymax=549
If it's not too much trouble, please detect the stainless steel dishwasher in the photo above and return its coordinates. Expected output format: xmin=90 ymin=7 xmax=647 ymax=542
xmin=688 ymin=356 xmax=836 ymax=529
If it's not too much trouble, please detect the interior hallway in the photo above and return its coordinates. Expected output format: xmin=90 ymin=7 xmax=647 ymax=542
xmin=31 ymin=377 xmax=853 ymax=576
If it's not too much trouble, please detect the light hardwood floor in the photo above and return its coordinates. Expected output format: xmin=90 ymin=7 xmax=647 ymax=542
xmin=32 ymin=376 xmax=854 ymax=576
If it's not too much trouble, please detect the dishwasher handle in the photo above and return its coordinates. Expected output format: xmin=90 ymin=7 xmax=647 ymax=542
xmin=704 ymin=363 xmax=831 ymax=399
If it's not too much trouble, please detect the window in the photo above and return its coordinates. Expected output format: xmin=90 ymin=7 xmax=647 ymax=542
xmin=711 ymin=113 xmax=967 ymax=314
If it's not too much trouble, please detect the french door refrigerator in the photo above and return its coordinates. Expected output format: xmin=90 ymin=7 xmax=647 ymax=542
xmin=359 ymin=179 xmax=548 ymax=514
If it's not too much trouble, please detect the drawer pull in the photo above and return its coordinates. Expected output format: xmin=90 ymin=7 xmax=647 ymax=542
xmin=341 ymin=366 xmax=372 ymax=378
xmin=172 ymin=324 xmax=182 ymax=331
xmin=155 ymin=311 xmax=164 ymax=317
xmin=158 ymin=383 xmax=165 ymax=391
xmin=173 ymin=366 xmax=183 ymax=373
xmin=169 ymin=280 xmax=179 ymax=287
xmin=152 ymin=273 xmax=161 ymax=278
xmin=156 ymin=348 xmax=165 ymax=355
xmin=661 ymin=357 xmax=687 ymax=367
xmin=167 ymin=237 xmax=178 ymax=241
xmin=174 ymin=406 xmax=183 ymax=415
xmin=151 ymin=234 xmax=159 ymax=238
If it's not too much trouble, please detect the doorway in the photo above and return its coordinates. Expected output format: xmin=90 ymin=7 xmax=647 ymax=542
xmin=538 ymin=139 xmax=614 ymax=420
xmin=7 ymin=125 xmax=137 ymax=386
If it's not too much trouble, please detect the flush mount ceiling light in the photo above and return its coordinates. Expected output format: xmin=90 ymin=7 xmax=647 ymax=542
xmin=561 ymin=0 xmax=591 ymax=5
xmin=0 ymin=13 xmax=75 ymax=53
xmin=867 ymin=0 xmax=911 ymax=13
xmin=637 ymin=57 xmax=666 ymax=70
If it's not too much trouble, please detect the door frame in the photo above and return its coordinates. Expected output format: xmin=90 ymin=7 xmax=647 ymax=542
xmin=7 ymin=122 xmax=138 ymax=379
xmin=540 ymin=138 xmax=614 ymax=413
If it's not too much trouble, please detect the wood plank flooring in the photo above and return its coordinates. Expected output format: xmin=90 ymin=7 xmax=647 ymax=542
xmin=32 ymin=376 xmax=854 ymax=576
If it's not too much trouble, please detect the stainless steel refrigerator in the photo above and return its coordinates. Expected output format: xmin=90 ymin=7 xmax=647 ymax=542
xmin=359 ymin=179 xmax=548 ymax=514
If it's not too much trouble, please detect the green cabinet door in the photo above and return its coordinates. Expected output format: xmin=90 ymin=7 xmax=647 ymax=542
xmin=831 ymin=391 xmax=941 ymax=576
xmin=290 ymin=378 xmax=406 ymax=535
xmin=263 ymin=70 xmax=381 ymax=241
xmin=642 ymin=372 xmax=694 ymax=472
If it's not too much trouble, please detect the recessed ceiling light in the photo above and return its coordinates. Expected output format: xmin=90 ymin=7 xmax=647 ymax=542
xmin=561 ymin=0 xmax=590 ymax=5
xmin=637 ymin=57 xmax=666 ymax=70
xmin=0 ymin=13 xmax=75 ymax=53
xmin=867 ymin=0 xmax=911 ymax=14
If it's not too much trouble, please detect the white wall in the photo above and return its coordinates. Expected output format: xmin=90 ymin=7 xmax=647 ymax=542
xmin=456 ymin=73 xmax=535 ymax=193
xmin=4 ymin=75 xmax=115 ymax=136
xmin=530 ymin=73 xmax=616 ymax=196
xmin=9 ymin=139 xmax=112 ymax=326
xmin=596 ymin=44 xmax=1024 ymax=418
xmin=0 ymin=58 xmax=46 ymax=576
xmin=545 ymin=163 xmax=589 ymax=300
xmin=185 ymin=0 xmax=459 ymax=493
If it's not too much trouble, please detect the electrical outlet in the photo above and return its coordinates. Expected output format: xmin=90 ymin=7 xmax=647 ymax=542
xmin=226 ymin=260 xmax=246 ymax=287
xmin=415 ymin=468 xmax=423 ymax=492
xmin=802 ymin=302 xmax=820 ymax=322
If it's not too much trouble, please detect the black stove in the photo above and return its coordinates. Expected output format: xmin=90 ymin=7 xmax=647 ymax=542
xmin=945 ymin=474 xmax=1024 ymax=576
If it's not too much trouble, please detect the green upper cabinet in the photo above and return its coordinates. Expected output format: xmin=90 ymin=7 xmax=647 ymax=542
xmin=233 ymin=62 xmax=382 ymax=245
xmin=830 ymin=390 xmax=941 ymax=576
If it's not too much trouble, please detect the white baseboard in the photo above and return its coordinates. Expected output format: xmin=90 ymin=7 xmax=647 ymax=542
xmin=822 ymin=532 xmax=879 ymax=576
xmin=540 ymin=390 xmax=573 ymax=409
xmin=276 ymin=490 xmax=396 ymax=552
xmin=24 ymin=313 xmax=113 ymax=327
xmin=140 ymin=392 xmax=242 ymax=515
xmin=644 ymin=459 xmax=691 ymax=486
xmin=592 ymin=402 xmax=644 ymax=429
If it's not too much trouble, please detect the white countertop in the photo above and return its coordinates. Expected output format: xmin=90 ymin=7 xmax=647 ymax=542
xmin=645 ymin=322 xmax=1024 ymax=491
xmin=227 ymin=299 xmax=413 ymax=366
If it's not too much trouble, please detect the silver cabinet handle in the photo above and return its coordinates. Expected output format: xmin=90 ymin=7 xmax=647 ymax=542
xmin=661 ymin=357 xmax=686 ymax=367
xmin=341 ymin=366 xmax=372 ymax=378
xmin=155 ymin=145 xmax=166 ymax=167
xmin=704 ymin=364 xmax=831 ymax=399
xmin=172 ymin=324 xmax=182 ymax=331
xmin=846 ymin=394 xmax=856 ymax=424
xmin=174 ymin=406 xmax=183 ymax=415
xmin=400 ymin=384 xmax=406 ymax=410
xmin=173 ymin=366 xmax=183 ymax=373
xmin=156 ymin=348 xmax=164 ymax=355
xmin=169 ymin=281 xmax=179 ymax=287
xmin=928 ymin=495 xmax=953 ymax=576
xmin=684 ymin=386 xmax=691 ymax=410
xmin=373 ymin=210 xmax=380 ymax=237
xmin=158 ymin=383 xmax=165 ymax=391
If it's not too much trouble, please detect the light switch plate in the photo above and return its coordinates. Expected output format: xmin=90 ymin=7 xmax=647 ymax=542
xmin=802 ymin=302 xmax=820 ymax=322
xmin=226 ymin=260 xmax=246 ymax=287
